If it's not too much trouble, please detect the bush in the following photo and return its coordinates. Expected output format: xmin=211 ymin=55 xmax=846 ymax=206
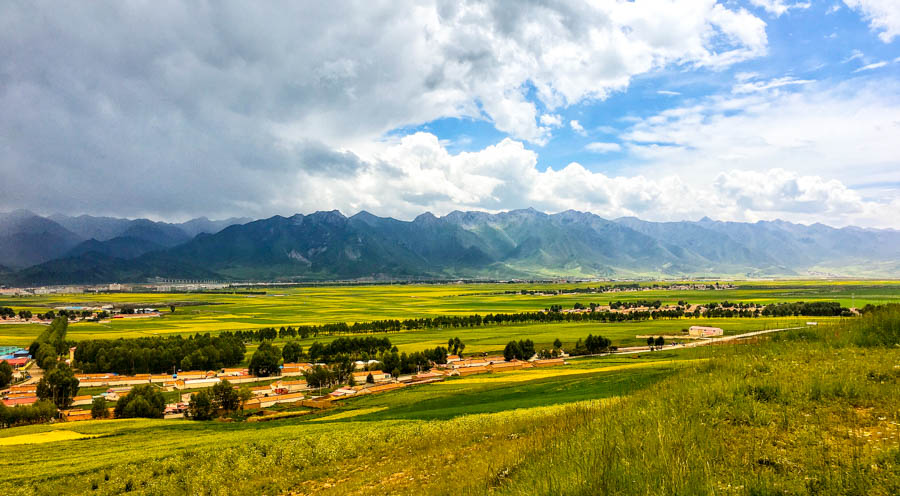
xmin=187 ymin=390 xmax=216 ymax=420
xmin=91 ymin=396 xmax=110 ymax=419
xmin=849 ymin=304 xmax=900 ymax=347
xmin=0 ymin=399 xmax=57 ymax=427
xmin=114 ymin=384 xmax=165 ymax=419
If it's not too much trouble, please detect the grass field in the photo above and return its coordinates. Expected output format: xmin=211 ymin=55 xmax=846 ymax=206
xmin=1 ymin=280 xmax=895 ymax=349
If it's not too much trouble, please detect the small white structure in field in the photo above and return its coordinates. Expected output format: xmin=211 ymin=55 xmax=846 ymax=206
xmin=806 ymin=322 xmax=818 ymax=326
xmin=688 ymin=326 xmax=723 ymax=337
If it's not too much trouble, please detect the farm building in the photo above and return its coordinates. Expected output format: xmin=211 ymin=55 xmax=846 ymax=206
xmin=352 ymin=370 xmax=391 ymax=383
xmin=273 ymin=380 xmax=308 ymax=393
xmin=1 ymin=357 xmax=29 ymax=368
xmin=457 ymin=365 xmax=491 ymax=377
xmin=244 ymin=391 xmax=306 ymax=409
xmin=281 ymin=363 xmax=312 ymax=376
xmin=353 ymin=359 xmax=380 ymax=370
xmin=489 ymin=361 xmax=528 ymax=372
xmin=689 ymin=326 xmax=724 ymax=337
xmin=533 ymin=358 xmax=566 ymax=367
xmin=9 ymin=384 xmax=37 ymax=395
xmin=2 ymin=396 xmax=37 ymax=407
xmin=61 ymin=409 xmax=93 ymax=422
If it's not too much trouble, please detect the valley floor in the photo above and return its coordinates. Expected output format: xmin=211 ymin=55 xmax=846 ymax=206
xmin=1 ymin=314 xmax=898 ymax=495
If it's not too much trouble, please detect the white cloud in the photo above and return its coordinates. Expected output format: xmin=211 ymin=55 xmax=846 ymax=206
xmin=844 ymin=50 xmax=865 ymax=63
xmin=844 ymin=0 xmax=900 ymax=42
xmin=854 ymin=61 xmax=888 ymax=72
xmin=570 ymin=120 xmax=586 ymax=135
xmin=750 ymin=0 xmax=811 ymax=16
xmin=827 ymin=4 xmax=842 ymax=14
xmin=616 ymin=78 xmax=900 ymax=226
xmin=732 ymin=76 xmax=814 ymax=93
xmin=657 ymin=90 xmax=681 ymax=96
xmin=540 ymin=114 xmax=563 ymax=127
xmin=250 ymin=127 xmax=899 ymax=228
xmin=585 ymin=142 xmax=623 ymax=153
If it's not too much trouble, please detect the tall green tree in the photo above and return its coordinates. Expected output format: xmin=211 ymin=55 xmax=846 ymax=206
xmin=212 ymin=379 xmax=240 ymax=412
xmin=91 ymin=397 xmax=110 ymax=419
xmin=281 ymin=341 xmax=304 ymax=363
xmin=188 ymin=390 xmax=216 ymax=420
xmin=36 ymin=363 xmax=79 ymax=409
xmin=0 ymin=360 xmax=12 ymax=388
xmin=249 ymin=341 xmax=281 ymax=377
xmin=503 ymin=341 xmax=522 ymax=361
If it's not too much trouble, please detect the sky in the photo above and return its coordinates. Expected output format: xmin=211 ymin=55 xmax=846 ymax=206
xmin=1 ymin=0 xmax=899 ymax=228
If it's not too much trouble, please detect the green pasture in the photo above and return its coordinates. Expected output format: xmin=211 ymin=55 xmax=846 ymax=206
xmin=0 ymin=352 xmax=684 ymax=493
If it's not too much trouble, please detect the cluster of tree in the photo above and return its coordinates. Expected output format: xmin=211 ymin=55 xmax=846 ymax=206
xmin=230 ymin=308 xmax=671 ymax=342
xmin=73 ymin=333 xmax=245 ymax=375
xmin=378 ymin=346 xmax=448 ymax=376
xmin=36 ymin=310 xmax=56 ymax=320
xmin=17 ymin=310 xmax=32 ymax=320
xmin=29 ymin=316 xmax=69 ymax=370
xmin=609 ymin=300 xmax=662 ymax=309
xmin=248 ymin=342 xmax=281 ymax=377
xmin=536 ymin=338 xmax=565 ymax=359
xmin=37 ymin=363 xmax=80 ymax=409
xmin=114 ymin=384 xmax=166 ymax=418
xmin=0 ymin=400 xmax=57 ymax=428
xmin=646 ymin=336 xmax=665 ymax=350
xmin=0 ymin=306 xmax=15 ymax=319
xmin=307 ymin=336 xmax=393 ymax=362
xmin=571 ymin=334 xmax=614 ymax=356
xmin=447 ymin=337 xmax=465 ymax=356
xmin=0 ymin=361 xmax=12 ymax=388
xmin=759 ymin=302 xmax=848 ymax=317
xmin=707 ymin=301 xmax=762 ymax=309
xmin=503 ymin=339 xmax=536 ymax=361
xmin=303 ymin=360 xmax=356 ymax=389
xmin=187 ymin=380 xmax=253 ymax=420
xmin=282 ymin=341 xmax=303 ymax=362
xmin=54 ymin=309 xmax=94 ymax=319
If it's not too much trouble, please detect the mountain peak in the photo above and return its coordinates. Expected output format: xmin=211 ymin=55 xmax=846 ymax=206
xmin=414 ymin=211 xmax=438 ymax=224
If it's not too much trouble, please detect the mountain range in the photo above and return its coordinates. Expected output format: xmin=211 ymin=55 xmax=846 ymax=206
xmin=1 ymin=208 xmax=898 ymax=285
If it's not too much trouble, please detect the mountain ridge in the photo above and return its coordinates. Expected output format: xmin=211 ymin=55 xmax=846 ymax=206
xmin=2 ymin=209 xmax=898 ymax=285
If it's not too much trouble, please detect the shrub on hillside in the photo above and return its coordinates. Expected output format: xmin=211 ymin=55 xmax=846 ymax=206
xmin=851 ymin=304 xmax=900 ymax=347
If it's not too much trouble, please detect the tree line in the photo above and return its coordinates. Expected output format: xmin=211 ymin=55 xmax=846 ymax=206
xmin=73 ymin=333 xmax=246 ymax=375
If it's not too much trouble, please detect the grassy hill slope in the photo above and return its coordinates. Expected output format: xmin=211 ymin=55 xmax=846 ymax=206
xmin=1 ymin=307 xmax=897 ymax=495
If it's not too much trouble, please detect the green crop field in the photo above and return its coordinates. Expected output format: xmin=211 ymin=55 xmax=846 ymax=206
xmin=0 ymin=280 xmax=896 ymax=349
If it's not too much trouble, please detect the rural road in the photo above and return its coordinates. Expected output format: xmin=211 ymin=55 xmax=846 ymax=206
xmin=613 ymin=326 xmax=806 ymax=355
xmin=21 ymin=362 xmax=44 ymax=385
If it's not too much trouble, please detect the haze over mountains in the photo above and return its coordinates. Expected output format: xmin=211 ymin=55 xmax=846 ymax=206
xmin=1 ymin=208 xmax=898 ymax=286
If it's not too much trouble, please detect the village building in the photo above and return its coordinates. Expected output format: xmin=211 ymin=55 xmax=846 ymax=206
xmin=688 ymin=326 xmax=724 ymax=337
